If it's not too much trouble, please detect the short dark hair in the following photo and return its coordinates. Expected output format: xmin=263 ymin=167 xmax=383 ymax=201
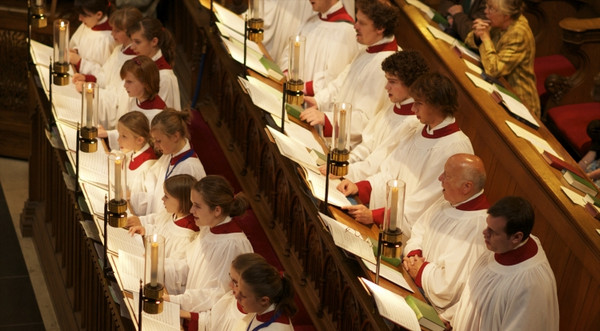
xmin=409 ymin=72 xmax=458 ymax=117
xmin=356 ymin=0 xmax=399 ymax=37
xmin=381 ymin=50 xmax=429 ymax=87
xmin=487 ymin=196 xmax=534 ymax=241
xmin=74 ymin=0 xmax=110 ymax=16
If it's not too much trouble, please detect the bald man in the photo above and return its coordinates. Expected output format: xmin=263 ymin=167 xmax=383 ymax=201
xmin=403 ymin=153 xmax=489 ymax=323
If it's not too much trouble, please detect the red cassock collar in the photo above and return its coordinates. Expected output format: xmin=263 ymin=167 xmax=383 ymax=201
xmin=421 ymin=122 xmax=460 ymax=139
xmin=92 ymin=20 xmax=112 ymax=31
xmin=494 ymin=237 xmax=538 ymax=266
xmin=319 ymin=7 xmax=354 ymax=24
xmin=393 ymin=103 xmax=414 ymax=115
xmin=456 ymin=194 xmax=490 ymax=211
xmin=129 ymin=147 xmax=157 ymax=170
xmin=366 ymin=38 xmax=398 ymax=53
xmin=174 ymin=214 xmax=200 ymax=231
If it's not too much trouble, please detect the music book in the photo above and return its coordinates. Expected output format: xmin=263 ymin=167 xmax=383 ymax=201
xmin=560 ymin=185 xmax=586 ymax=207
xmin=284 ymin=121 xmax=326 ymax=154
xmin=128 ymin=291 xmax=180 ymax=331
xmin=584 ymin=203 xmax=600 ymax=221
xmin=320 ymin=212 xmax=376 ymax=264
xmin=56 ymin=121 xmax=78 ymax=152
xmin=425 ymin=25 xmax=481 ymax=62
xmin=404 ymin=295 xmax=445 ymax=331
xmin=304 ymin=170 xmax=354 ymax=208
xmin=492 ymin=89 xmax=539 ymax=129
xmin=67 ymin=148 xmax=109 ymax=188
xmin=405 ymin=0 xmax=448 ymax=28
xmin=541 ymin=151 xmax=585 ymax=177
xmin=465 ymin=71 xmax=494 ymax=93
xmin=505 ymin=120 xmax=561 ymax=157
xmin=215 ymin=21 xmax=262 ymax=54
xmin=220 ymin=36 xmax=283 ymax=81
xmin=359 ymin=277 xmax=421 ymax=331
xmin=80 ymin=181 xmax=108 ymax=217
xmin=30 ymin=40 xmax=53 ymax=67
xmin=462 ymin=58 xmax=483 ymax=74
xmin=96 ymin=222 xmax=145 ymax=257
xmin=362 ymin=259 xmax=414 ymax=293
xmin=213 ymin=2 xmax=245 ymax=36
xmin=238 ymin=76 xmax=287 ymax=121
xmin=563 ymin=170 xmax=598 ymax=196
xmin=266 ymin=125 xmax=320 ymax=173
xmin=52 ymin=93 xmax=82 ymax=127
xmin=584 ymin=194 xmax=600 ymax=208
xmin=116 ymin=249 xmax=146 ymax=291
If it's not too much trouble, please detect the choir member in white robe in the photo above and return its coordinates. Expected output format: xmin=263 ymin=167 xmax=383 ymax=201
xmin=263 ymin=0 xmax=313 ymax=65
xmin=338 ymin=73 xmax=473 ymax=236
xmin=165 ymin=176 xmax=253 ymax=312
xmin=452 ymin=196 xmax=559 ymax=331
xmin=301 ymin=1 xmax=400 ymax=148
xmin=278 ymin=0 xmax=358 ymax=96
xmin=403 ymin=154 xmax=489 ymax=322
xmin=125 ymin=142 xmax=157 ymax=194
xmin=343 ymin=50 xmax=429 ymax=181
xmin=128 ymin=18 xmax=181 ymax=110
xmin=70 ymin=1 xmax=116 ymax=72
xmin=107 ymin=95 xmax=166 ymax=149
xmin=129 ymin=110 xmax=206 ymax=216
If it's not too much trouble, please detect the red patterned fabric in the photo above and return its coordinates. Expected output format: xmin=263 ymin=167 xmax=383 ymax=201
xmin=547 ymin=102 xmax=600 ymax=156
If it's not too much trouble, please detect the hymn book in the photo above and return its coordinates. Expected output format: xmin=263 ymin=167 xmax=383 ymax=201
xmin=362 ymin=259 xmax=414 ymax=293
xmin=541 ymin=151 xmax=585 ymax=177
xmin=128 ymin=291 xmax=180 ymax=331
xmin=505 ymin=120 xmax=562 ymax=157
xmin=319 ymin=212 xmax=376 ymax=264
xmin=404 ymin=295 xmax=445 ymax=331
xmin=563 ymin=170 xmax=598 ymax=196
xmin=67 ymin=148 xmax=109 ymax=188
xmin=304 ymin=170 xmax=354 ymax=208
xmin=266 ymin=125 xmax=321 ymax=173
xmin=360 ymin=278 xmax=421 ymax=331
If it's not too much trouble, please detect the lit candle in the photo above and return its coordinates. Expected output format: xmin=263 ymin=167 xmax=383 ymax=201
xmin=389 ymin=185 xmax=398 ymax=231
xmin=114 ymin=157 xmax=122 ymax=201
xmin=292 ymin=36 xmax=301 ymax=80
xmin=58 ymin=21 xmax=66 ymax=62
xmin=150 ymin=240 xmax=158 ymax=287
xmin=336 ymin=108 xmax=347 ymax=150
xmin=85 ymin=84 xmax=94 ymax=128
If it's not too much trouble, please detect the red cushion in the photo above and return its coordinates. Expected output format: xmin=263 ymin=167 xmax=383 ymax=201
xmin=534 ymin=55 xmax=576 ymax=96
xmin=547 ymin=102 xmax=600 ymax=155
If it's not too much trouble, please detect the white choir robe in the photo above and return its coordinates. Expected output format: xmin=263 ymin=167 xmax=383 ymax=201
xmin=193 ymin=291 xmax=245 ymax=331
xmin=166 ymin=217 xmax=254 ymax=312
xmin=362 ymin=117 xmax=473 ymax=236
xmin=314 ymin=36 xmax=399 ymax=148
xmin=82 ymin=43 xmax=136 ymax=88
xmin=70 ymin=17 xmax=116 ymax=73
xmin=125 ymin=143 xmax=157 ymax=196
xmin=151 ymin=50 xmax=181 ymax=110
xmin=346 ymin=100 xmax=418 ymax=182
xmin=129 ymin=139 xmax=206 ymax=216
xmin=404 ymin=194 xmax=489 ymax=321
xmin=452 ymin=236 xmax=559 ymax=331
xmin=278 ymin=2 xmax=359 ymax=95
xmin=263 ymin=0 xmax=313 ymax=64
xmin=233 ymin=304 xmax=293 ymax=331
xmin=141 ymin=212 xmax=198 ymax=260
xmin=106 ymin=96 xmax=166 ymax=150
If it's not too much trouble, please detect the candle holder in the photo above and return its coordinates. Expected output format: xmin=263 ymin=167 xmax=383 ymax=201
xmin=52 ymin=19 xmax=70 ymax=86
xmin=247 ymin=0 xmax=264 ymax=43
xmin=286 ymin=36 xmax=305 ymax=106
xmin=143 ymin=234 xmax=165 ymax=315
xmin=29 ymin=0 xmax=47 ymax=29
xmin=375 ymin=180 xmax=405 ymax=283
xmin=108 ymin=151 xmax=127 ymax=227
xmin=323 ymin=103 xmax=352 ymax=211
xmin=80 ymin=82 xmax=99 ymax=153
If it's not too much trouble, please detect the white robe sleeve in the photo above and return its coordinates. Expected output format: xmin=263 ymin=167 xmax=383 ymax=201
xmin=159 ymin=69 xmax=181 ymax=110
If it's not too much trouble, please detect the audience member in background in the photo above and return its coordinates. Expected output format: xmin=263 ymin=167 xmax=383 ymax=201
xmin=439 ymin=0 xmax=487 ymax=40
xmin=578 ymin=119 xmax=600 ymax=185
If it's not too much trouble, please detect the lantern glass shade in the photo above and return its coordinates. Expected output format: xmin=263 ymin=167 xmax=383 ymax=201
xmin=81 ymin=82 xmax=98 ymax=129
xmin=332 ymin=103 xmax=352 ymax=151
xmin=249 ymin=0 xmax=264 ymax=20
xmin=144 ymin=234 xmax=165 ymax=288
xmin=34 ymin=0 xmax=46 ymax=7
xmin=53 ymin=19 xmax=69 ymax=65
xmin=288 ymin=36 xmax=305 ymax=83
xmin=108 ymin=151 xmax=127 ymax=202
xmin=384 ymin=180 xmax=406 ymax=233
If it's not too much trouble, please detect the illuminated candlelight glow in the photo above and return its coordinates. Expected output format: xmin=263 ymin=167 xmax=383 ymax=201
xmin=85 ymin=83 xmax=94 ymax=128
xmin=150 ymin=238 xmax=158 ymax=287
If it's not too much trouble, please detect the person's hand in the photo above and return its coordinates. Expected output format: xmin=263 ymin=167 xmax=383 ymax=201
xmin=97 ymin=124 xmax=107 ymax=138
xmin=337 ymin=179 xmax=358 ymax=196
xmin=342 ymin=205 xmax=373 ymax=225
xmin=163 ymin=293 xmax=170 ymax=302
xmin=128 ymin=225 xmax=145 ymax=236
xmin=72 ymin=73 xmax=85 ymax=83
xmin=447 ymin=4 xmax=463 ymax=15
xmin=180 ymin=309 xmax=191 ymax=319
xmin=472 ymin=18 xmax=491 ymax=41
xmin=402 ymin=255 xmax=426 ymax=278
xmin=304 ymin=96 xmax=317 ymax=107
xmin=69 ymin=49 xmax=81 ymax=65
xmin=317 ymin=164 xmax=341 ymax=179
xmin=299 ymin=105 xmax=325 ymax=126
xmin=75 ymin=81 xmax=84 ymax=93
xmin=126 ymin=215 xmax=141 ymax=228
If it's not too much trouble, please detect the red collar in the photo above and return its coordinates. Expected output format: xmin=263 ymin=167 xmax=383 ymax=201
xmin=123 ymin=45 xmax=136 ymax=55
xmin=421 ymin=122 xmax=460 ymax=138
xmin=155 ymin=56 xmax=172 ymax=70
xmin=92 ymin=20 xmax=112 ymax=31
xmin=455 ymin=193 xmax=490 ymax=211
xmin=319 ymin=7 xmax=354 ymax=23
xmin=129 ymin=147 xmax=157 ymax=170
xmin=366 ymin=38 xmax=397 ymax=53
xmin=170 ymin=149 xmax=198 ymax=165
xmin=237 ymin=301 xmax=247 ymax=314
xmin=137 ymin=96 xmax=166 ymax=110
xmin=174 ymin=214 xmax=200 ymax=231
xmin=494 ymin=238 xmax=538 ymax=266
xmin=256 ymin=310 xmax=290 ymax=324
xmin=210 ymin=219 xmax=244 ymax=234
xmin=393 ymin=103 xmax=414 ymax=115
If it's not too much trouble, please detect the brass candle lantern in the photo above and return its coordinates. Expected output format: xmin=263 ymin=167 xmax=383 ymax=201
xmin=53 ymin=19 xmax=70 ymax=86
xmin=108 ymin=151 xmax=127 ymax=227
xmin=143 ymin=234 xmax=165 ymax=314
xmin=329 ymin=103 xmax=352 ymax=177
xmin=247 ymin=0 xmax=264 ymax=43
xmin=286 ymin=35 xmax=305 ymax=106
xmin=29 ymin=0 xmax=47 ymax=29
xmin=80 ymin=82 xmax=99 ymax=153
xmin=381 ymin=179 xmax=405 ymax=258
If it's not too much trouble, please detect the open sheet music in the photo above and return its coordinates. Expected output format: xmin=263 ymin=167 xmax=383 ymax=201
xmin=128 ymin=291 xmax=180 ymax=331
xmin=360 ymin=277 xmax=421 ymax=331
xmin=320 ymin=212 xmax=376 ymax=263
xmin=67 ymin=148 xmax=109 ymax=188
xmin=304 ymin=171 xmax=353 ymax=208
xmin=267 ymin=126 xmax=320 ymax=173
xmin=505 ymin=120 xmax=561 ymax=157
xmin=362 ymin=259 xmax=414 ymax=293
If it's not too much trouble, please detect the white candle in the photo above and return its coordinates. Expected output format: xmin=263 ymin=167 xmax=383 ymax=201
xmin=114 ymin=158 xmax=122 ymax=201
xmin=85 ymin=84 xmax=94 ymax=128
xmin=292 ymin=37 xmax=301 ymax=80
xmin=336 ymin=109 xmax=347 ymax=150
xmin=58 ymin=21 xmax=66 ymax=62
xmin=35 ymin=0 xmax=44 ymax=7
xmin=389 ymin=186 xmax=398 ymax=231
xmin=150 ymin=241 xmax=158 ymax=287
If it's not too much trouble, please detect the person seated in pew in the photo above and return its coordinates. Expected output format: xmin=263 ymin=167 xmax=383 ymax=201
xmin=337 ymin=73 xmax=474 ymax=237
xmin=128 ymin=17 xmax=181 ymax=110
xmin=451 ymin=196 xmax=559 ymax=331
xmin=439 ymin=0 xmax=487 ymax=41
xmin=129 ymin=109 xmax=206 ymax=216
xmin=163 ymin=175 xmax=254 ymax=312
xmin=128 ymin=175 xmax=199 ymax=283
xmin=233 ymin=256 xmax=297 ymax=331
xmin=278 ymin=0 xmax=359 ymax=97
xmin=578 ymin=119 xmax=600 ymax=185
xmin=115 ymin=111 xmax=157 ymax=195
xmin=180 ymin=253 xmax=266 ymax=331
xmin=402 ymin=153 xmax=489 ymax=324
xmin=300 ymin=0 xmax=399 ymax=149
xmin=339 ymin=50 xmax=430 ymax=181
xmin=465 ymin=0 xmax=540 ymax=118
xmin=70 ymin=0 xmax=116 ymax=73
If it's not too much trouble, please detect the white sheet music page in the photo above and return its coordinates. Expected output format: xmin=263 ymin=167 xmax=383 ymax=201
xmin=465 ymin=72 xmax=494 ymax=93
xmin=128 ymin=292 xmax=180 ymax=331
xmin=362 ymin=259 xmax=414 ymax=293
xmin=215 ymin=21 xmax=262 ymax=54
xmin=53 ymin=93 xmax=82 ymax=126
xmin=117 ymin=249 xmax=146 ymax=289
xmin=426 ymin=25 xmax=456 ymax=45
xmin=242 ymin=77 xmax=286 ymax=120
xmin=285 ymin=121 xmax=326 ymax=154
xmin=56 ymin=120 xmax=78 ymax=152
xmin=30 ymin=40 xmax=53 ymax=67
xmin=360 ymin=277 xmax=421 ymax=331
xmin=267 ymin=126 xmax=320 ymax=172
xmin=67 ymin=148 xmax=109 ymax=188
xmin=305 ymin=171 xmax=352 ymax=207
xmin=221 ymin=37 xmax=268 ymax=77
xmin=213 ymin=2 xmax=246 ymax=36
xmin=494 ymin=88 xmax=539 ymax=128
xmin=505 ymin=120 xmax=562 ymax=158
xmin=405 ymin=0 xmax=435 ymax=19
xmin=80 ymin=181 xmax=108 ymax=218
xmin=320 ymin=212 xmax=376 ymax=263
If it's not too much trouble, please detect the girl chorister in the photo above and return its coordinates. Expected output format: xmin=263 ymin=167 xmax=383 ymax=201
xmin=128 ymin=17 xmax=181 ymax=110
xmin=70 ymin=0 xmax=116 ymax=73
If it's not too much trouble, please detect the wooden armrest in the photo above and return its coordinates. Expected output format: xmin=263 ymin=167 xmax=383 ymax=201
xmin=560 ymin=17 xmax=600 ymax=33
